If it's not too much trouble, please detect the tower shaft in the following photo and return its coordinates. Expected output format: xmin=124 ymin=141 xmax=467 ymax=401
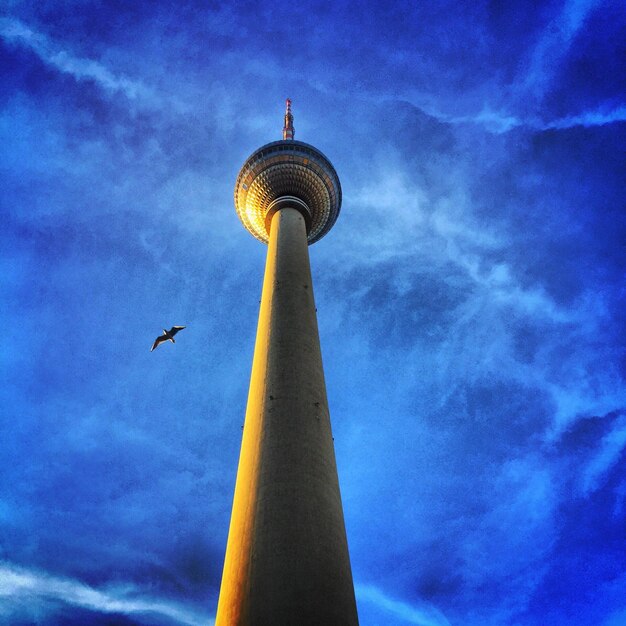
xmin=216 ymin=207 xmax=358 ymax=625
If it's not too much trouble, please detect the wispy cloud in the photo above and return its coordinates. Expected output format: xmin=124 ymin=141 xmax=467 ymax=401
xmin=443 ymin=107 xmax=524 ymax=134
xmin=542 ymin=106 xmax=626 ymax=129
xmin=582 ymin=413 xmax=626 ymax=495
xmin=428 ymin=104 xmax=626 ymax=134
xmin=347 ymin=166 xmax=574 ymax=324
xmin=0 ymin=17 xmax=158 ymax=104
xmin=521 ymin=0 xmax=603 ymax=96
xmin=356 ymin=584 xmax=450 ymax=626
xmin=429 ymin=206 xmax=573 ymax=323
xmin=441 ymin=0 xmax=610 ymax=134
xmin=0 ymin=562 xmax=212 ymax=626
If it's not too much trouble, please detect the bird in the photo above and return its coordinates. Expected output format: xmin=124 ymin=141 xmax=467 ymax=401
xmin=151 ymin=326 xmax=186 ymax=351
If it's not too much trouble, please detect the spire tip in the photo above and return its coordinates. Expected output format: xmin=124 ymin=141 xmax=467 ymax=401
xmin=282 ymin=98 xmax=294 ymax=140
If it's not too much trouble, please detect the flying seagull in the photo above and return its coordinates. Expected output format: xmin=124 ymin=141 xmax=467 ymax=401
xmin=151 ymin=326 xmax=186 ymax=352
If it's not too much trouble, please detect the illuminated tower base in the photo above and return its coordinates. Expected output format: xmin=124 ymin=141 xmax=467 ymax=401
xmin=216 ymin=205 xmax=358 ymax=624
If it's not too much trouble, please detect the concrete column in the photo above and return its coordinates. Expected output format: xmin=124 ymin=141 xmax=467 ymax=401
xmin=216 ymin=207 xmax=358 ymax=625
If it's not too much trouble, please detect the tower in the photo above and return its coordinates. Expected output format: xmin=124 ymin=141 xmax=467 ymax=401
xmin=215 ymin=101 xmax=359 ymax=625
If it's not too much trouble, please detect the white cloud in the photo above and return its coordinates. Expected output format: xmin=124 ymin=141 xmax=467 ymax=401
xmin=0 ymin=562 xmax=212 ymax=626
xmin=0 ymin=17 xmax=158 ymax=104
xmin=356 ymin=583 xmax=451 ymax=626
xmin=521 ymin=0 xmax=603 ymax=96
xmin=424 ymin=104 xmax=626 ymax=134
xmin=445 ymin=108 xmax=523 ymax=134
xmin=543 ymin=106 xmax=626 ymax=129
xmin=582 ymin=414 xmax=626 ymax=495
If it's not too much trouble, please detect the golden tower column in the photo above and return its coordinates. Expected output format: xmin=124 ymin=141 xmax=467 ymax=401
xmin=216 ymin=103 xmax=358 ymax=625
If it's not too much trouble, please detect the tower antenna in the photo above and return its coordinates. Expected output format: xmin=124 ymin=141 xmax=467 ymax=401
xmin=282 ymin=98 xmax=294 ymax=140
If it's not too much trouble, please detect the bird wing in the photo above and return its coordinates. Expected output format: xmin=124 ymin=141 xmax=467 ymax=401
xmin=169 ymin=326 xmax=186 ymax=336
xmin=151 ymin=335 xmax=167 ymax=351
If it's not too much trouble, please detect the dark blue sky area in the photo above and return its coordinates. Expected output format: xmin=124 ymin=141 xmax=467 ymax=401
xmin=1 ymin=1 xmax=625 ymax=624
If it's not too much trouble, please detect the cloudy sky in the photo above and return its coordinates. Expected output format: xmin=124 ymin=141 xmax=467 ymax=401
xmin=1 ymin=1 xmax=624 ymax=624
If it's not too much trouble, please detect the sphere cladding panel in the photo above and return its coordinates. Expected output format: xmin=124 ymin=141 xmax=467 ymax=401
xmin=234 ymin=140 xmax=342 ymax=244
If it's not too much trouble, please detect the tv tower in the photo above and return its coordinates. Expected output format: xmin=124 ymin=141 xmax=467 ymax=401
xmin=215 ymin=100 xmax=359 ymax=625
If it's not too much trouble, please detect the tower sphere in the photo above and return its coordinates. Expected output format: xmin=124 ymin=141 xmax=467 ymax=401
xmin=234 ymin=108 xmax=342 ymax=245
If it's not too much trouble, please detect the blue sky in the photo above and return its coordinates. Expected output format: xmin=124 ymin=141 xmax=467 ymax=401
xmin=1 ymin=1 xmax=624 ymax=624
